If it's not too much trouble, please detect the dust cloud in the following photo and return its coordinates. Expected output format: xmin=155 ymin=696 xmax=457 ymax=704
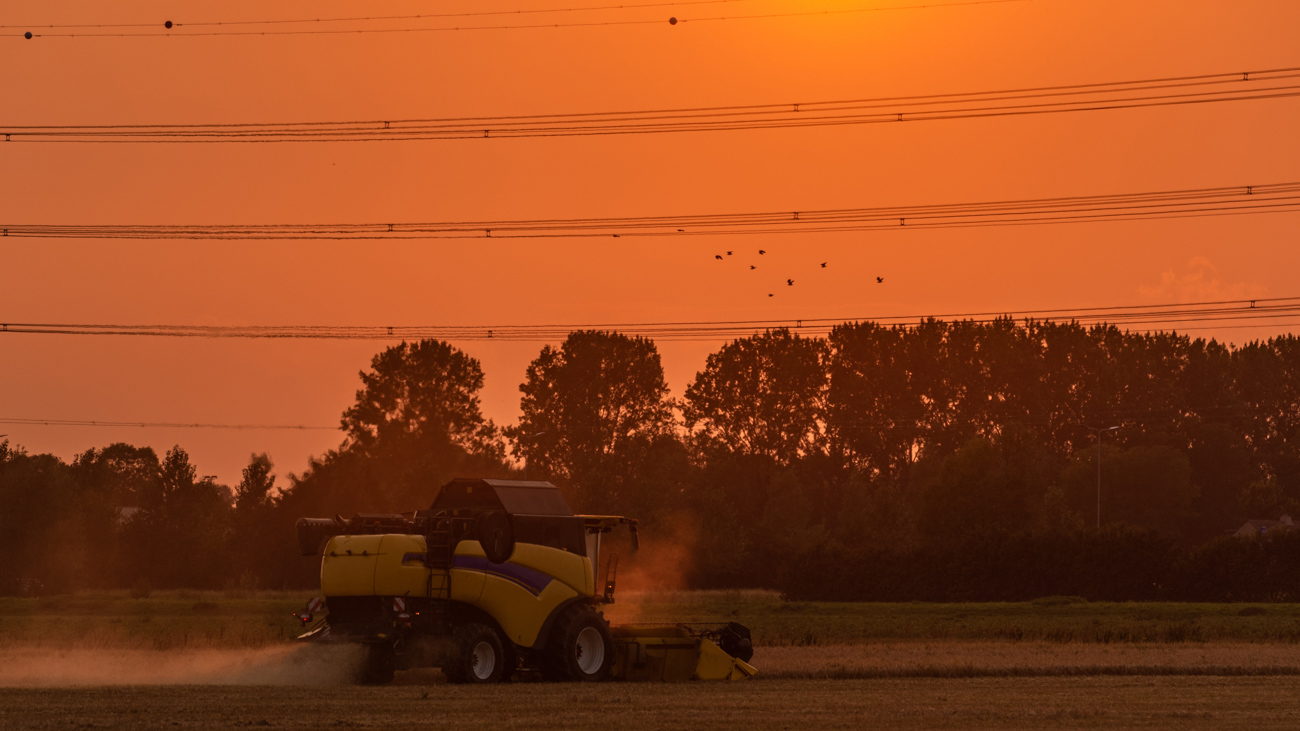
xmin=620 ymin=518 xmax=695 ymax=592
xmin=605 ymin=515 xmax=698 ymax=623
xmin=0 ymin=644 xmax=365 ymax=687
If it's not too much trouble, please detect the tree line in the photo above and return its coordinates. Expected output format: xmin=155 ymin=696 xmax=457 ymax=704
xmin=2 ymin=319 xmax=1298 ymax=598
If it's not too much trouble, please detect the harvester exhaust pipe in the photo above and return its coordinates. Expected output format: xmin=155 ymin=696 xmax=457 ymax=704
xmin=297 ymin=517 xmax=342 ymax=556
xmin=296 ymin=513 xmax=419 ymax=556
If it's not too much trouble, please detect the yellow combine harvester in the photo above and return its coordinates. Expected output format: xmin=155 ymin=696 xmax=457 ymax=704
xmin=295 ymin=478 xmax=756 ymax=684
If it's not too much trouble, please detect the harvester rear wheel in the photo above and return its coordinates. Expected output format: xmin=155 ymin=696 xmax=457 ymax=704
xmin=359 ymin=643 xmax=396 ymax=685
xmin=542 ymin=605 xmax=612 ymax=682
xmin=444 ymin=623 xmax=507 ymax=684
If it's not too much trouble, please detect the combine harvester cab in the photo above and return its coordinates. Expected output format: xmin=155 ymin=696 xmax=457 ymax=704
xmin=294 ymin=478 xmax=755 ymax=684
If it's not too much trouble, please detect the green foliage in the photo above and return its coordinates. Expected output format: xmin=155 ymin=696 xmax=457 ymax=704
xmin=685 ymin=328 xmax=828 ymax=461
xmin=510 ymin=330 xmax=675 ymax=515
xmin=779 ymin=526 xmax=1181 ymax=602
xmin=1061 ymin=444 xmax=1195 ymax=536
xmin=120 ymin=446 xmax=230 ymax=590
xmin=227 ymin=454 xmax=283 ymax=591
xmin=1237 ymin=477 xmax=1297 ymax=519
xmin=1175 ymin=531 xmax=1300 ymax=602
xmin=284 ymin=339 xmax=509 ymax=518
xmin=72 ymin=443 xmax=162 ymax=508
xmin=0 ymin=446 xmax=83 ymax=594
xmin=3 ymin=327 xmax=1300 ymax=597
xmin=919 ymin=428 xmax=1056 ymax=541
xmin=342 ymin=339 xmax=498 ymax=456
xmin=234 ymin=454 xmax=276 ymax=513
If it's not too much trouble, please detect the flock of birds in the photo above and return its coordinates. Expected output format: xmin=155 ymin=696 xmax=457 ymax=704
xmin=713 ymin=249 xmax=883 ymax=297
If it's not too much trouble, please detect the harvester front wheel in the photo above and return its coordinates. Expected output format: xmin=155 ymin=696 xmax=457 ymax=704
xmin=444 ymin=623 xmax=507 ymax=684
xmin=542 ymin=606 xmax=613 ymax=682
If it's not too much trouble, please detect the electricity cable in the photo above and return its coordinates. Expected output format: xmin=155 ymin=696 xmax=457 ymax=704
xmin=2 ymin=296 xmax=1296 ymax=342
xmin=10 ymin=0 xmax=1025 ymax=39
xmin=0 ymin=0 xmax=763 ymax=29
xmin=5 ymin=65 xmax=1297 ymax=142
xmin=0 ymin=417 xmax=335 ymax=430
xmin=3 ymin=182 xmax=1298 ymax=241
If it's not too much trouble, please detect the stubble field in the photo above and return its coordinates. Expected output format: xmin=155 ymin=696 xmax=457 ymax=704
xmin=8 ymin=677 xmax=1300 ymax=730
xmin=6 ymin=591 xmax=1300 ymax=728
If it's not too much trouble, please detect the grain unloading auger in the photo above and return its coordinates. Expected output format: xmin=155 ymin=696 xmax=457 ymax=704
xmin=294 ymin=478 xmax=756 ymax=684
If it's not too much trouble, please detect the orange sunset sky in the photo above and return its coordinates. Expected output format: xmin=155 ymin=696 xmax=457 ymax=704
xmin=1 ymin=0 xmax=1298 ymax=486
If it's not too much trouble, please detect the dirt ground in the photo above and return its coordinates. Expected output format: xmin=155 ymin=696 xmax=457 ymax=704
xmin=6 ymin=677 xmax=1300 ymax=730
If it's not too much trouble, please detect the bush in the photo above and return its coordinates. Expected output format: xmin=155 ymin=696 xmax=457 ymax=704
xmin=780 ymin=527 xmax=1178 ymax=602
xmin=1171 ymin=531 xmax=1300 ymax=602
xmin=223 ymin=570 xmax=261 ymax=599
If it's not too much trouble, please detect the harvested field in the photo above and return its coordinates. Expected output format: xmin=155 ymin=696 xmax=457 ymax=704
xmin=4 ymin=641 xmax=1300 ymax=688
xmin=0 ymin=645 xmax=364 ymax=687
xmin=754 ymin=641 xmax=1300 ymax=678
xmin=6 ymin=677 xmax=1300 ymax=729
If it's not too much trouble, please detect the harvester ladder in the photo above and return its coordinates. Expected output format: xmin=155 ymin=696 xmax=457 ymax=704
xmin=424 ymin=526 xmax=455 ymax=616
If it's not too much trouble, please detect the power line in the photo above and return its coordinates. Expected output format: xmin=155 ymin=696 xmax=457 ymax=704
xmin=6 ymin=65 xmax=1297 ymax=142
xmin=2 ymin=298 xmax=1293 ymax=433
xmin=10 ymin=0 xmax=1024 ymax=39
xmin=3 ymin=182 xmax=1298 ymax=241
xmin=0 ymin=0 xmax=761 ymax=29
xmin=0 ymin=417 xmax=335 ymax=430
xmin=2 ymin=297 xmax=1296 ymax=343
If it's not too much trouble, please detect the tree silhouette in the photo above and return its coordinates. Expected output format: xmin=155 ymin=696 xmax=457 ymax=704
xmin=684 ymin=328 xmax=828 ymax=462
xmin=512 ymin=330 xmax=675 ymax=513
xmin=120 ymin=446 xmax=230 ymax=589
xmin=283 ymin=339 xmax=508 ymax=519
xmin=234 ymin=453 xmax=276 ymax=512
xmin=342 ymin=339 xmax=499 ymax=457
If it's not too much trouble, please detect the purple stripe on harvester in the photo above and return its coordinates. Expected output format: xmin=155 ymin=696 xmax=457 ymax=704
xmin=453 ymin=555 xmax=554 ymax=596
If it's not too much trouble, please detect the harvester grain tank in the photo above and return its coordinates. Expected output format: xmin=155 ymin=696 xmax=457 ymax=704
xmin=294 ymin=478 xmax=756 ymax=683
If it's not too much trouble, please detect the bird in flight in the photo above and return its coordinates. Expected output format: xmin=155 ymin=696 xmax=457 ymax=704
xmin=677 ymin=229 xmax=684 ymax=232
xmin=726 ymin=250 xmax=733 ymax=256
xmin=715 ymin=255 xmax=723 ymax=260
xmin=758 ymin=249 xmax=766 ymax=255
xmin=821 ymin=262 xmax=827 ymax=268
xmin=750 ymin=265 xmax=756 ymax=270
xmin=787 ymin=279 xmax=794 ymax=286
xmin=876 ymin=276 xmax=884 ymax=283
xmin=768 ymin=293 xmax=774 ymax=297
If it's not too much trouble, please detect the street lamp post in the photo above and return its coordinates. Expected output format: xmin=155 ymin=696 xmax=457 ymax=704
xmin=522 ymin=431 xmax=548 ymax=480
xmin=1085 ymin=425 xmax=1120 ymax=528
